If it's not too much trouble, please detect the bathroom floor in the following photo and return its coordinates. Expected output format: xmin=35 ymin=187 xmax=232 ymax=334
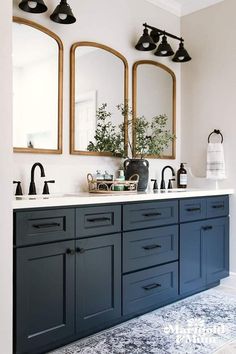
xmin=50 ymin=286 xmax=236 ymax=354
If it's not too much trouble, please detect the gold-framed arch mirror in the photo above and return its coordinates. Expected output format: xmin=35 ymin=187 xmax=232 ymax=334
xmin=70 ymin=41 xmax=128 ymax=156
xmin=132 ymin=60 xmax=176 ymax=159
xmin=13 ymin=17 xmax=63 ymax=154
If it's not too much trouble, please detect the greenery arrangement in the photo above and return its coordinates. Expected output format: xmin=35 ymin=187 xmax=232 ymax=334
xmin=87 ymin=103 xmax=175 ymax=159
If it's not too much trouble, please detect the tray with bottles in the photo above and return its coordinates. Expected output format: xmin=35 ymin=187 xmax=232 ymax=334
xmin=87 ymin=173 xmax=139 ymax=194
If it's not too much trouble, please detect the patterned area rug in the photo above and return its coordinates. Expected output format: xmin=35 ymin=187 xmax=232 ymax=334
xmin=50 ymin=288 xmax=236 ymax=354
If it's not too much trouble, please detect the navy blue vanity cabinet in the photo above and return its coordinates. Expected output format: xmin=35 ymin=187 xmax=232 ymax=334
xmin=180 ymin=196 xmax=229 ymax=295
xmin=75 ymin=234 xmax=121 ymax=335
xmin=205 ymin=217 xmax=229 ymax=283
xmin=15 ymin=241 xmax=75 ymax=354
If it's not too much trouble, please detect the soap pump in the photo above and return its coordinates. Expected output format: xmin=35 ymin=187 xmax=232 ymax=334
xmin=177 ymin=163 xmax=187 ymax=188
xmin=151 ymin=179 xmax=158 ymax=192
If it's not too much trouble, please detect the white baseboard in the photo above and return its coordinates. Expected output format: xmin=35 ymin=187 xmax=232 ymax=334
xmin=220 ymin=272 xmax=236 ymax=289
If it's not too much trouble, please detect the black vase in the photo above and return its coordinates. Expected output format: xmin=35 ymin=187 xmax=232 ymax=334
xmin=124 ymin=158 xmax=149 ymax=191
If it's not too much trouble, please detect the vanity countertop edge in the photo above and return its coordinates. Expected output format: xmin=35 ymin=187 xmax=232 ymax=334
xmin=13 ymin=188 xmax=234 ymax=210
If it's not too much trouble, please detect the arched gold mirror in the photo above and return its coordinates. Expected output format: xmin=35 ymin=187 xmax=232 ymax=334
xmin=70 ymin=42 xmax=128 ymax=156
xmin=133 ymin=60 xmax=176 ymax=159
xmin=13 ymin=17 xmax=63 ymax=154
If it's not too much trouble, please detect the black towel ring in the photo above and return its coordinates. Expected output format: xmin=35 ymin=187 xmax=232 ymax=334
xmin=208 ymin=129 xmax=224 ymax=143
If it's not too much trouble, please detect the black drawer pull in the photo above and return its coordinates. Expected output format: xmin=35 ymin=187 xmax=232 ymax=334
xmin=143 ymin=212 xmax=162 ymax=217
xmin=212 ymin=205 xmax=224 ymax=209
xmin=66 ymin=249 xmax=76 ymax=255
xmin=87 ymin=217 xmax=111 ymax=223
xmin=143 ymin=283 xmax=161 ymax=291
xmin=143 ymin=244 xmax=162 ymax=250
xmin=76 ymin=247 xmax=85 ymax=254
xmin=186 ymin=207 xmax=201 ymax=212
xmin=202 ymin=226 xmax=213 ymax=231
xmin=33 ymin=222 xmax=61 ymax=229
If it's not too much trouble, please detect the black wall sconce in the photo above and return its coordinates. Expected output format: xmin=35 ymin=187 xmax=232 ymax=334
xmin=18 ymin=0 xmax=76 ymax=24
xmin=135 ymin=23 xmax=191 ymax=63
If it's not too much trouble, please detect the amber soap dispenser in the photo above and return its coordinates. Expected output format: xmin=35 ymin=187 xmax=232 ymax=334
xmin=177 ymin=163 xmax=187 ymax=188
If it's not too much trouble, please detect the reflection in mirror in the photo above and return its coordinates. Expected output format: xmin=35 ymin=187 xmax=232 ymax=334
xmin=133 ymin=60 xmax=176 ymax=159
xmin=13 ymin=17 xmax=63 ymax=153
xmin=70 ymin=42 xmax=128 ymax=156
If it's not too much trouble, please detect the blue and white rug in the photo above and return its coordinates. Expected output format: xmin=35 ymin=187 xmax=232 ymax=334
xmin=50 ymin=288 xmax=236 ymax=354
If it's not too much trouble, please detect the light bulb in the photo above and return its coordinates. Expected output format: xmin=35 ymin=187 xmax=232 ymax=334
xmin=142 ymin=42 xmax=150 ymax=49
xmin=161 ymin=50 xmax=167 ymax=55
xmin=178 ymin=56 xmax=185 ymax=61
xmin=58 ymin=13 xmax=68 ymax=20
xmin=28 ymin=1 xmax=37 ymax=8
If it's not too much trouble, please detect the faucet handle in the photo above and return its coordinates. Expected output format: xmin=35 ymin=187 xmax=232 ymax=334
xmin=43 ymin=180 xmax=55 ymax=195
xmin=151 ymin=179 xmax=158 ymax=192
xmin=168 ymin=178 xmax=175 ymax=189
xmin=13 ymin=181 xmax=23 ymax=196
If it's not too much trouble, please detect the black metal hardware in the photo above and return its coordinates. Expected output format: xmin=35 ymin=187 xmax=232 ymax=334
xmin=186 ymin=207 xmax=201 ymax=212
xmin=33 ymin=222 xmax=60 ymax=229
xmin=144 ymin=23 xmax=183 ymax=42
xmin=143 ymin=244 xmax=162 ymax=250
xmin=151 ymin=179 xmax=158 ymax=191
xmin=212 ymin=205 xmax=224 ymax=209
xmin=160 ymin=166 xmax=175 ymax=190
xmin=143 ymin=283 xmax=161 ymax=291
xmin=29 ymin=162 xmax=46 ymax=195
xmin=13 ymin=181 xmax=23 ymax=196
xmin=208 ymin=129 xmax=224 ymax=143
xmin=76 ymin=247 xmax=85 ymax=254
xmin=202 ymin=226 xmax=213 ymax=231
xmin=168 ymin=178 xmax=175 ymax=189
xmin=87 ymin=217 xmax=111 ymax=223
xmin=143 ymin=212 xmax=162 ymax=217
xmin=66 ymin=249 xmax=76 ymax=255
xmin=43 ymin=180 xmax=55 ymax=195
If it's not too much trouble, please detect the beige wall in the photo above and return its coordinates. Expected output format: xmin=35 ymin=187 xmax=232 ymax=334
xmin=0 ymin=2 xmax=12 ymax=354
xmin=12 ymin=0 xmax=181 ymax=194
xmin=181 ymin=0 xmax=236 ymax=272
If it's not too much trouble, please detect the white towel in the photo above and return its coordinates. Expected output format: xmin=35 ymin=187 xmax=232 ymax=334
xmin=206 ymin=143 xmax=226 ymax=180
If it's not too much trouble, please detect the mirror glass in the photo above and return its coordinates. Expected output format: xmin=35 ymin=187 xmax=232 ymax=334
xmin=71 ymin=42 xmax=128 ymax=155
xmin=13 ymin=18 xmax=62 ymax=153
xmin=133 ymin=61 xmax=176 ymax=159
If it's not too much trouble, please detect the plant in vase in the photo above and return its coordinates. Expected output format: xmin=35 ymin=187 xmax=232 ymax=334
xmin=87 ymin=103 xmax=175 ymax=191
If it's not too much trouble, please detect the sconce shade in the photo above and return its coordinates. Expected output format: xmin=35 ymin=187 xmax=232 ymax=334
xmin=19 ymin=0 xmax=47 ymax=13
xmin=154 ymin=35 xmax=174 ymax=57
xmin=135 ymin=28 xmax=156 ymax=51
xmin=50 ymin=0 xmax=76 ymax=24
xmin=172 ymin=42 xmax=192 ymax=62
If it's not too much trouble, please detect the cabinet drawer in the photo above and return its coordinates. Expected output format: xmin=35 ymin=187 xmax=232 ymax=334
xmin=123 ymin=262 xmax=178 ymax=316
xmin=76 ymin=205 xmax=121 ymax=238
xmin=15 ymin=209 xmax=75 ymax=246
xmin=123 ymin=225 xmax=178 ymax=273
xmin=207 ymin=196 xmax=229 ymax=218
xmin=123 ymin=200 xmax=178 ymax=231
xmin=180 ymin=198 xmax=206 ymax=222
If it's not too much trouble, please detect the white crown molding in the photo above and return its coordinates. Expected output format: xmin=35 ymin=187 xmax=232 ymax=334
xmin=146 ymin=0 xmax=224 ymax=17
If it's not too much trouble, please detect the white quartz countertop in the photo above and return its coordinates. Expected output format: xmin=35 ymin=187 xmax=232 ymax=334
xmin=13 ymin=188 xmax=234 ymax=210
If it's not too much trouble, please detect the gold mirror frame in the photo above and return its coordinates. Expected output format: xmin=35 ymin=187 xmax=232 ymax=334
xmin=13 ymin=16 xmax=63 ymax=154
xmin=70 ymin=41 xmax=128 ymax=156
xmin=132 ymin=60 xmax=176 ymax=159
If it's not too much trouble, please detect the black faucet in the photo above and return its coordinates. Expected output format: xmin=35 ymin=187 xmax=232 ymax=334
xmin=160 ymin=166 xmax=175 ymax=190
xmin=29 ymin=162 xmax=46 ymax=195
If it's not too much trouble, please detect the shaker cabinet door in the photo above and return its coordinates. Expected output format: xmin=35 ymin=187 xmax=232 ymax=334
xmin=15 ymin=241 xmax=75 ymax=354
xmin=205 ymin=217 xmax=229 ymax=284
xmin=75 ymin=234 xmax=121 ymax=335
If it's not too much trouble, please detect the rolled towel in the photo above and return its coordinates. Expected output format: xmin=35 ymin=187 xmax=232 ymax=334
xmin=206 ymin=143 xmax=226 ymax=180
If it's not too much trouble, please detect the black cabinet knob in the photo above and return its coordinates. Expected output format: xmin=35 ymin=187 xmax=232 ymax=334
xmin=66 ymin=249 xmax=75 ymax=255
